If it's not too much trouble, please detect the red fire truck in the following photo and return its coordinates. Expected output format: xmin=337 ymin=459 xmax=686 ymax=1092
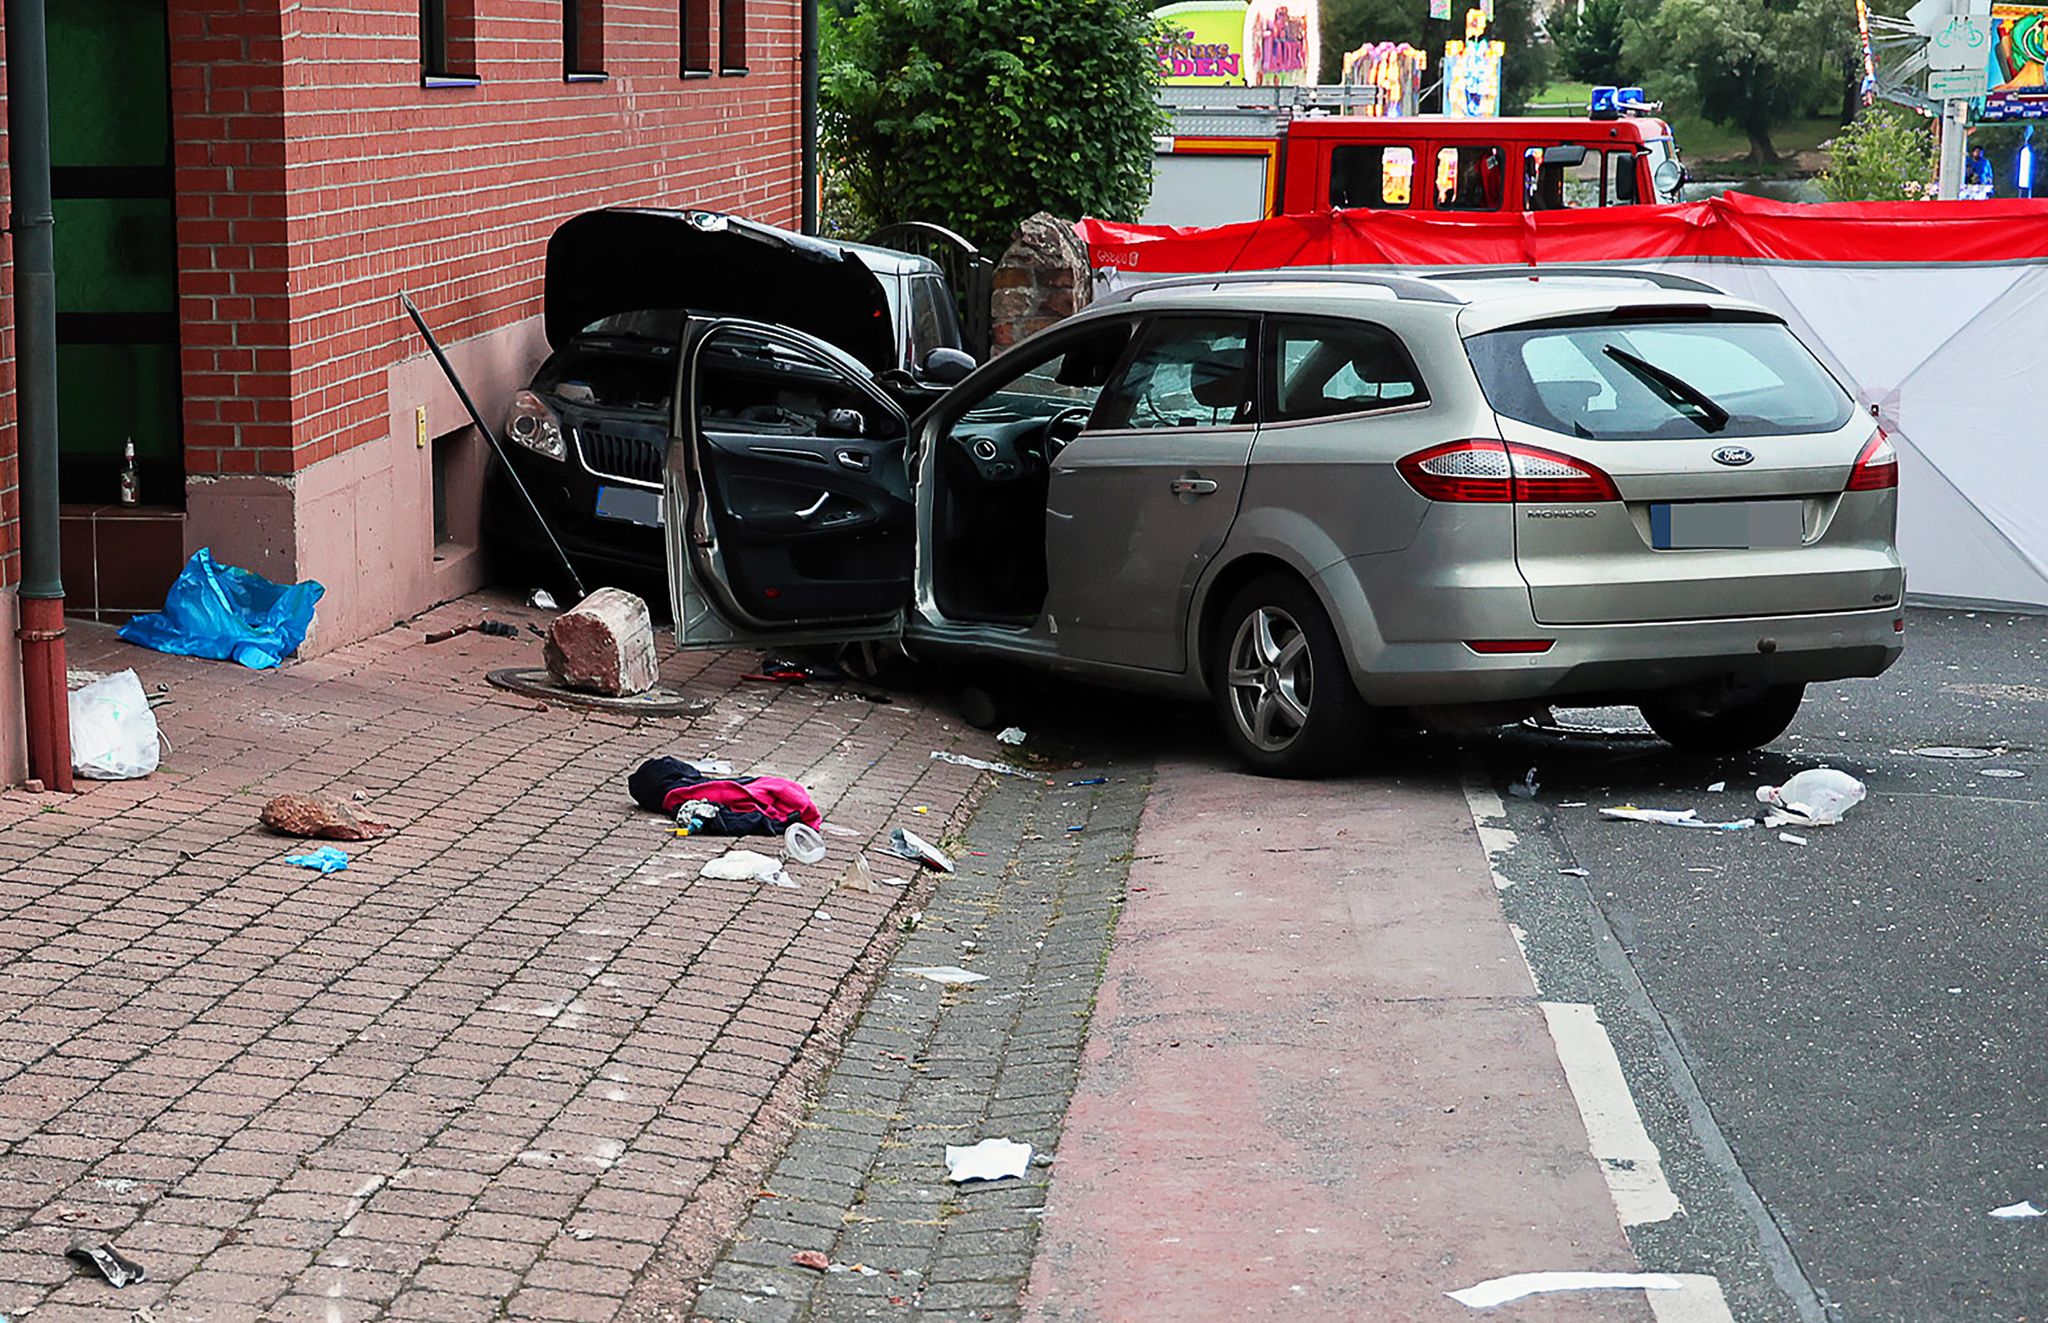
xmin=1144 ymin=87 xmax=1687 ymax=228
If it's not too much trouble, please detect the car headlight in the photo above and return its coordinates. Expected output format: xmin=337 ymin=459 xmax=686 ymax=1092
xmin=506 ymin=389 xmax=566 ymax=460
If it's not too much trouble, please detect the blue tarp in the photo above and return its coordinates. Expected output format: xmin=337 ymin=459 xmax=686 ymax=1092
xmin=119 ymin=548 xmax=325 ymax=670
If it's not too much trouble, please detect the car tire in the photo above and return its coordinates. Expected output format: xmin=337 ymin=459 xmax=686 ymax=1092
xmin=1210 ymin=575 xmax=1372 ymax=778
xmin=1639 ymin=683 xmax=1806 ymax=753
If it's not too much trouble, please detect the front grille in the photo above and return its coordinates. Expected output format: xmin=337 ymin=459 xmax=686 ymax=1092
xmin=572 ymin=418 xmax=665 ymax=488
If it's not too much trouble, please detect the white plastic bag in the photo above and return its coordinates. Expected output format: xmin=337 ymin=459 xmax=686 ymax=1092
xmin=1756 ymin=768 xmax=1866 ymax=826
xmin=68 ymin=669 xmax=160 ymax=780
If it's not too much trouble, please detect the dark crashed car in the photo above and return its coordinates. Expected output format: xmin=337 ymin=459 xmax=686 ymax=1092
xmin=484 ymin=208 xmax=973 ymax=589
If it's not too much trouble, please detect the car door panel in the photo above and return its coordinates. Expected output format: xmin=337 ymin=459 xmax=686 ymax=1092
xmin=665 ymin=318 xmax=913 ymax=647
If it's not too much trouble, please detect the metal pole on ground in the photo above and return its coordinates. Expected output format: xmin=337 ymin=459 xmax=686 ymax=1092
xmin=5 ymin=0 xmax=76 ymax=792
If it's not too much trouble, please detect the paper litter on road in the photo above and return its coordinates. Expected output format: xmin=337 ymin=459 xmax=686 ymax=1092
xmin=698 ymin=849 xmax=794 ymax=887
xmin=1991 ymin=1200 xmax=2045 ymax=1219
xmin=900 ymin=966 xmax=987 ymax=985
xmin=1756 ymin=768 xmax=1866 ymax=826
xmin=1778 ymin=832 xmax=1809 ymax=846
xmin=891 ymin=827 xmax=954 ymax=872
xmin=945 ymin=1138 xmax=1032 ymax=1183
xmin=1599 ymin=806 xmax=1755 ymax=831
xmin=929 ymin=750 xmax=1044 ymax=781
xmin=996 ymin=727 xmax=1028 ymax=746
xmin=1446 ymin=1271 xmax=1683 ymax=1309
xmin=1707 ymin=781 xmax=1727 ymax=793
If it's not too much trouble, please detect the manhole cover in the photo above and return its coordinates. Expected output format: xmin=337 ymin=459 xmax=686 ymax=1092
xmin=1912 ymin=745 xmax=1998 ymax=759
xmin=486 ymin=668 xmax=714 ymax=717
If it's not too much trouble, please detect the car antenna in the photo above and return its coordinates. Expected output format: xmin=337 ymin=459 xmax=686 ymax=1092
xmin=400 ymin=292 xmax=587 ymax=602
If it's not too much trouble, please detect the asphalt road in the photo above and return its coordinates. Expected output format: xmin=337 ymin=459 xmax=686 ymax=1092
xmin=1469 ymin=608 xmax=2048 ymax=1323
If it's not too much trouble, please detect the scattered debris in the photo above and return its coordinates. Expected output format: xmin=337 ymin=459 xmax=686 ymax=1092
xmin=1447 ymin=1271 xmax=1682 ymax=1309
xmin=1558 ymin=867 xmax=1589 ymax=877
xmin=945 ymin=1138 xmax=1033 ymax=1183
xmin=791 ymin=1250 xmax=832 ymax=1271
xmin=66 ymin=1239 xmax=147 ymax=1288
xmin=1707 ymin=781 xmax=1727 ymax=793
xmin=825 ymin=1262 xmax=883 ymax=1277
xmin=1599 ymin=806 xmax=1754 ymax=831
xmin=629 ymin=757 xmax=823 ymax=838
xmin=529 ymin=588 xmax=560 ymax=611
xmin=901 ymin=966 xmax=987 ymax=985
xmin=283 ymin=846 xmax=351 ymax=874
xmin=698 ymin=850 xmax=793 ymax=888
xmin=693 ymin=758 xmax=738 ymax=777
xmin=930 ymin=750 xmax=1046 ymax=781
xmin=1508 ymin=768 xmax=1540 ymax=799
xmin=118 ymin=547 xmax=323 ymax=670
xmin=1982 ymin=768 xmax=2027 ymax=779
xmin=1756 ymin=768 xmax=1866 ymax=826
xmin=1912 ymin=745 xmax=1997 ymax=759
xmin=545 ymin=588 xmax=659 ymax=696
xmin=1778 ymin=832 xmax=1809 ymax=846
xmin=996 ymin=727 xmax=1028 ymax=746
xmin=1070 ymin=777 xmax=1107 ymax=786
xmin=1991 ymin=1201 xmax=2045 ymax=1219
xmin=69 ymin=671 xmax=161 ymax=781
xmin=784 ymin=823 xmax=827 ymax=865
xmin=260 ymin=792 xmax=390 ymax=841
xmin=425 ymin=619 xmax=516 ymax=643
xmin=890 ymin=827 xmax=954 ymax=872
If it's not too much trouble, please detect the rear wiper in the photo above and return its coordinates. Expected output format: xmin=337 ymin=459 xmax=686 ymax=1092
xmin=1602 ymin=344 xmax=1729 ymax=433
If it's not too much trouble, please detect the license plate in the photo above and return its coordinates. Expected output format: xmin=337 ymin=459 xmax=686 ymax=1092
xmin=595 ymin=485 xmax=663 ymax=528
xmin=1651 ymin=500 xmax=1803 ymax=550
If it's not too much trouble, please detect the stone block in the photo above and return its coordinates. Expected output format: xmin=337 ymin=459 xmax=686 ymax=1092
xmin=543 ymin=587 xmax=658 ymax=696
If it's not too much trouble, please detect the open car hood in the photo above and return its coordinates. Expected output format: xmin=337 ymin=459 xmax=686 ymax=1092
xmin=543 ymin=209 xmax=896 ymax=374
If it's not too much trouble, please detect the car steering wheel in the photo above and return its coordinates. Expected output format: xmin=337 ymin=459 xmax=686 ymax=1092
xmin=1043 ymin=405 xmax=1093 ymax=459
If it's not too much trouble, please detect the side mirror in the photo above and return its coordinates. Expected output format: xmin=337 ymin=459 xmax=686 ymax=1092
xmin=1653 ymin=159 xmax=1684 ymax=197
xmin=1543 ymin=144 xmax=1589 ymax=167
xmin=922 ymin=347 xmax=976 ymax=385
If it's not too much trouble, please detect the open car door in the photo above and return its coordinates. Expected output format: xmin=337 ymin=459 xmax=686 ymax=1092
xmin=664 ymin=319 xmax=914 ymax=649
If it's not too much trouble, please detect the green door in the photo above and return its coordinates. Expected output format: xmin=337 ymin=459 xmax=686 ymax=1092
xmin=48 ymin=0 xmax=181 ymax=506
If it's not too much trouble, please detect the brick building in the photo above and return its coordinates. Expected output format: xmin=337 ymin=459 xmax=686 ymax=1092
xmin=0 ymin=0 xmax=803 ymax=783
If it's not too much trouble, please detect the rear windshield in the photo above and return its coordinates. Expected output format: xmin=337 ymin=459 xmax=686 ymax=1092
xmin=1465 ymin=315 xmax=1852 ymax=440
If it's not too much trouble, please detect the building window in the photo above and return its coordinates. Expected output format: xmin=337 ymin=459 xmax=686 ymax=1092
xmin=682 ymin=0 xmax=712 ymax=76
xmin=566 ymin=0 xmax=606 ymax=78
xmin=421 ymin=0 xmax=478 ymax=84
xmin=720 ymin=0 xmax=748 ymax=73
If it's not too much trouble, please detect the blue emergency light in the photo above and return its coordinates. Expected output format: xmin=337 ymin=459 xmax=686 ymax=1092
xmin=1590 ymin=86 xmax=1619 ymax=119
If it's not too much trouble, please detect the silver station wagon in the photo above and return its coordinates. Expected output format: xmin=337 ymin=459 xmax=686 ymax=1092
xmin=660 ymin=269 xmax=1904 ymax=776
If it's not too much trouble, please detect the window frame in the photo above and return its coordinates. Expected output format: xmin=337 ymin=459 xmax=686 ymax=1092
xmin=420 ymin=0 xmax=480 ymax=87
xmin=1084 ymin=313 xmax=1260 ymax=435
xmin=1431 ymin=144 xmax=1507 ymax=213
xmin=1260 ymin=314 xmax=1431 ymax=426
xmin=565 ymin=0 xmax=607 ymax=81
xmin=719 ymin=0 xmax=749 ymax=74
xmin=681 ymin=0 xmax=713 ymax=77
xmin=1328 ymin=144 xmax=1416 ymax=211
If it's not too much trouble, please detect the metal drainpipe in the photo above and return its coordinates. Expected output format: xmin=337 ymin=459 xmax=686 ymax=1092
xmin=5 ymin=0 xmax=75 ymax=792
xmin=800 ymin=0 xmax=819 ymax=235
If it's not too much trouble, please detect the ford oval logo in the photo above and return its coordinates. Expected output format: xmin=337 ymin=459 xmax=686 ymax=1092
xmin=1712 ymin=446 xmax=1755 ymax=467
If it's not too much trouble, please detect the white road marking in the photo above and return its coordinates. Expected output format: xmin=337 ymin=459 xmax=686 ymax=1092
xmin=1461 ymin=781 xmax=1520 ymax=891
xmin=1506 ymin=923 xmax=1542 ymax=994
xmin=1647 ymin=1273 xmax=1738 ymax=1323
xmin=1541 ymin=1001 xmax=1682 ymax=1227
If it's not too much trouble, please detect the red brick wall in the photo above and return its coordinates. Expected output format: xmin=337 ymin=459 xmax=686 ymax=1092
xmin=273 ymin=0 xmax=802 ymax=472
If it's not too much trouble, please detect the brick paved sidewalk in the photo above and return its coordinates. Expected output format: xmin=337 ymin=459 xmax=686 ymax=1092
xmin=0 ymin=593 xmax=1017 ymax=1323
xmin=691 ymin=760 xmax=1151 ymax=1323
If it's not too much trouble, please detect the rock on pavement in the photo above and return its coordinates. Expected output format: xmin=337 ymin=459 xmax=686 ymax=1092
xmin=545 ymin=587 xmax=659 ymax=696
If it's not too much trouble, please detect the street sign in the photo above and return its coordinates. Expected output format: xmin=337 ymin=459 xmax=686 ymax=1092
xmin=1928 ymin=14 xmax=1992 ymax=69
xmin=1930 ymin=65 xmax=1991 ymax=98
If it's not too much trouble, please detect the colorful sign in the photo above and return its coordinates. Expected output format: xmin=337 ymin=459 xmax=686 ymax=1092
xmin=1340 ymin=41 xmax=1428 ymax=117
xmin=1981 ymin=3 xmax=2048 ymax=118
xmin=1152 ymin=2 xmax=1249 ymax=85
xmin=1244 ymin=0 xmax=1320 ymax=86
xmin=1443 ymin=6 xmax=1503 ymax=117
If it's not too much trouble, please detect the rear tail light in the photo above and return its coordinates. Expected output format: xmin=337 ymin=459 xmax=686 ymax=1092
xmin=1847 ymin=427 xmax=1898 ymax=491
xmin=1465 ymin=640 xmax=1555 ymax=654
xmin=1398 ymin=440 xmax=1620 ymax=504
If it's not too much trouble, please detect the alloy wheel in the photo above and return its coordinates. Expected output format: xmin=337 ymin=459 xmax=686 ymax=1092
xmin=1226 ymin=606 xmax=1313 ymax=752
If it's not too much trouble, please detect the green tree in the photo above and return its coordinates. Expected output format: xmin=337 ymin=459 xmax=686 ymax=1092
xmin=1642 ymin=0 xmax=1850 ymax=163
xmin=1493 ymin=0 xmax=1555 ymax=113
xmin=1817 ymin=105 xmax=1936 ymax=201
xmin=822 ymin=0 xmax=1164 ymax=250
xmin=1553 ymin=0 xmax=1632 ymax=84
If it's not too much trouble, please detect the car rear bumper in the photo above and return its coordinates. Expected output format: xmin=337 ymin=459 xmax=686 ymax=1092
xmin=1319 ymin=553 xmax=1903 ymax=705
